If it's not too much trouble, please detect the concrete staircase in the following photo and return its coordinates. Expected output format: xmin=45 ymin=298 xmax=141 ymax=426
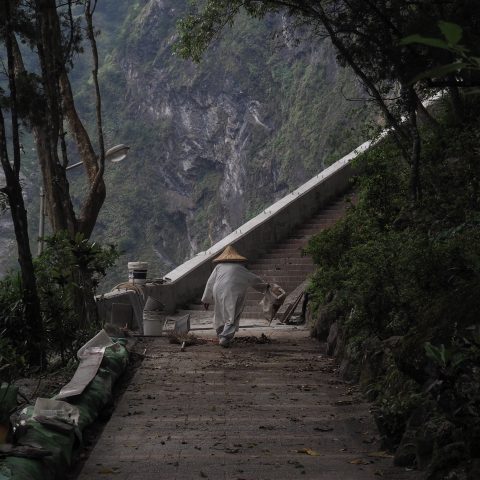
xmin=184 ymin=194 xmax=351 ymax=318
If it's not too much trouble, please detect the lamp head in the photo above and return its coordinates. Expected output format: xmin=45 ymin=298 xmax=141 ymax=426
xmin=105 ymin=144 xmax=130 ymax=163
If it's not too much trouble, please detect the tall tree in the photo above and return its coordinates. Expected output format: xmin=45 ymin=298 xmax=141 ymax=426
xmin=0 ymin=0 xmax=44 ymax=365
xmin=1 ymin=0 xmax=112 ymax=340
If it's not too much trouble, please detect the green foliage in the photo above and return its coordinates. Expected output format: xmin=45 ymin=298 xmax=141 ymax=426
xmin=305 ymin=99 xmax=480 ymax=458
xmin=0 ymin=274 xmax=28 ymax=358
xmin=175 ymin=1 xmax=269 ymax=62
xmin=0 ymin=233 xmax=119 ymax=375
xmin=424 ymin=342 xmax=471 ymax=371
xmin=34 ymin=232 xmax=119 ymax=363
xmin=401 ymin=21 xmax=480 ymax=82
xmin=0 ymin=334 xmax=25 ymax=386
xmin=0 ymin=382 xmax=18 ymax=423
xmin=0 ymin=331 xmax=23 ymax=422
xmin=373 ymin=361 xmax=425 ymax=446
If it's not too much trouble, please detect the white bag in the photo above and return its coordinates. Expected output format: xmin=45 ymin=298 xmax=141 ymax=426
xmin=260 ymin=284 xmax=286 ymax=321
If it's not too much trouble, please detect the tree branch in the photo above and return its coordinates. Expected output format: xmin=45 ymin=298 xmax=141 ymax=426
xmin=5 ymin=0 xmax=22 ymax=179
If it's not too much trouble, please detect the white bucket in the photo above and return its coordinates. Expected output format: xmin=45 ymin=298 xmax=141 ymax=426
xmin=128 ymin=261 xmax=148 ymax=285
xmin=143 ymin=312 xmax=165 ymax=336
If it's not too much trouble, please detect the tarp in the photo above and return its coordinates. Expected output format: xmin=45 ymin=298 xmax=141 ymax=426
xmin=56 ymin=330 xmax=114 ymax=400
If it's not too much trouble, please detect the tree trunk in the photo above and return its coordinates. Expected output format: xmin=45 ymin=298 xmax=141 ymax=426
xmin=34 ymin=126 xmax=77 ymax=235
xmin=448 ymin=84 xmax=464 ymax=123
xmin=2 ymin=3 xmax=44 ymax=366
xmin=415 ymin=93 xmax=442 ymax=134
xmin=406 ymin=87 xmax=422 ymax=201
xmin=0 ymin=108 xmax=44 ymax=367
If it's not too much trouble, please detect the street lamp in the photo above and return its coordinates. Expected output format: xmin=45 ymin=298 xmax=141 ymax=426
xmin=37 ymin=144 xmax=130 ymax=255
xmin=105 ymin=144 xmax=130 ymax=163
xmin=65 ymin=144 xmax=130 ymax=171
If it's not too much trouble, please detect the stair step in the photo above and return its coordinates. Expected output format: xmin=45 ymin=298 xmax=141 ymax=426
xmin=249 ymin=277 xmax=312 ymax=283
xmin=261 ymin=253 xmax=305 ymax=259
xmin=269 ymin=247 xmax=304 ymax=254
xmin=296 ymin=225 xmax=335 ymax=233
xmin=303 ymin=217 xmax=340 ymax=224
xmin=250 ymin=267 xmax=314 ymax=274
xmin=252 ymin=257 xmax=313 ymax=265
xmin=258 ymin=273 xmax=310 ymax=279
xmin=276 ymin=241 xmax=308 ymax=248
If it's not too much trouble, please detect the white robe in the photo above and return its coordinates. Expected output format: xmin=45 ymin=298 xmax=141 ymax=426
xmin=201 ymin=263 xmax=267 ymax=331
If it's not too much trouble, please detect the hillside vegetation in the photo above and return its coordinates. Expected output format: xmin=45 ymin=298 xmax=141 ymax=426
xmin=307 ymin=99 xmax=480 ymax=478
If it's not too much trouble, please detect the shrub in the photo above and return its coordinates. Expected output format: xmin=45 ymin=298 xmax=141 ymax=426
xmin=35 ymin=232 xmax=119 ymax=364
xmin=0 ymin=233 xmax=119 ymax=373
xmin=305 ymin=102 xmax=480 ymax=464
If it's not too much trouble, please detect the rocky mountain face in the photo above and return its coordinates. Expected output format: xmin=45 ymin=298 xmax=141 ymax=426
xmin=0 ymin=0 xmax=372 ymax=286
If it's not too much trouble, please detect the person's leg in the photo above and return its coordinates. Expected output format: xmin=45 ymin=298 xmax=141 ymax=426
xmin=218 ymin=323 xmax=236 ymax=347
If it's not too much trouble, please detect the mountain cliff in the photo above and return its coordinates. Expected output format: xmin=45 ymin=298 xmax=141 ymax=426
xmin=0 ymin=0 xmax=372 ymax=285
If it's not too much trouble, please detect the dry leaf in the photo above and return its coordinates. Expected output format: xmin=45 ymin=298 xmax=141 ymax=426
xmin=297 ymin=448 xmax=320 ymax=456
xmin=367 ymin=451 xmax=393 ymax=458
xmin=313 ymin=426 xmax=333 ymax=432
xmin=348 ymin=458 xmax=370 ymax=465
xmin=98 ymin=467 xmax=120 ymax=475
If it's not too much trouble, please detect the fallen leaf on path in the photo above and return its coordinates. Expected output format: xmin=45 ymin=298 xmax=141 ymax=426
xmin=98 ymin=467 xmax=120 ymax=475
xmin=225 ymin=448 xmax=240 ymax=454
xmin=367 ymin=451 xmax=394 ymax=458
xmin=296 ymin=448 xmax=320 ymax=456
xmin=348 ymin=458 xmax=370 ymax=465
xmin=313 ymin=426 xmax=333 ymax=432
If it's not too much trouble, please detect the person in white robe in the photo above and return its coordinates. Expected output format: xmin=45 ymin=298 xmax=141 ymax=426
xmin=201 ymin=245 xmax=268 ymax=347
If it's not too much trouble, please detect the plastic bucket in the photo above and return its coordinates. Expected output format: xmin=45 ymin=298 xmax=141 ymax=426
xmin=143 ymin=312 xmax=165 ymax=336
xmin=128 ymin=261 xmax=148 ymax=285
xmin=144 ymin=296 xmax=164 ymax=311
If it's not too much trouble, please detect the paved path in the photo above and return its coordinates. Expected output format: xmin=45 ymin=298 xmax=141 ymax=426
xmin=77 ymin=320 xmax=419 ymax=480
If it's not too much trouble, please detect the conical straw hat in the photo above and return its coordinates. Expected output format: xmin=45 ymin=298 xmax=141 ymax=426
xmin=212 ymin=245 xmax=247 ymax=263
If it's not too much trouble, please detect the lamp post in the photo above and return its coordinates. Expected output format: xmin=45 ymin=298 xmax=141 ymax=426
xmin=37 ymin=144 xmax=130 ymax=255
